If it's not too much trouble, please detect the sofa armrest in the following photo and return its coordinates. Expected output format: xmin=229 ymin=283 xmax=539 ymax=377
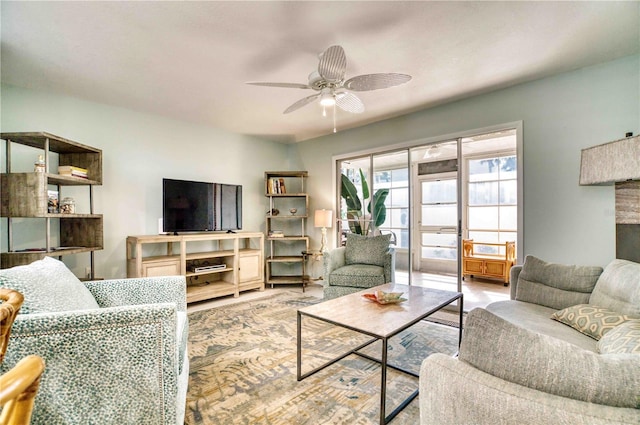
xmin=3 ymin=304 xmax=179 ymax=424
xmin=509 ymin=265 xmax=522 ymax=300
xmin=420 ymin=354 xmax=640 ymax=425
xmin=323 ymin=247 xmax=346 ymax=286
xmin=84 ymin=276 xmax=186 ymax=312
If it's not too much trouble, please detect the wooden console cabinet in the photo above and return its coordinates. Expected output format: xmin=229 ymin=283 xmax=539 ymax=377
xmin=462 ymin=239 xmax=516 ymax=286
xmin=126 ymin=232 xmax=264 ymax=303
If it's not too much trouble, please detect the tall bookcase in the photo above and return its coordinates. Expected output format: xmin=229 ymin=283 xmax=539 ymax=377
xmin=264 ymin=171 xmax=309 ymax=290
xmin=1 ymin=132 xmax=103 ymax=278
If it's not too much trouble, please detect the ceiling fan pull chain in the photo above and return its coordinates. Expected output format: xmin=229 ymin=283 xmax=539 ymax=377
xmin=333 ymin=105 xmax=337 ymax=133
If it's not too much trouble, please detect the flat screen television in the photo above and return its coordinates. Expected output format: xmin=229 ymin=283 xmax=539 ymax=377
xmin=162 ymin=178 xmax=242 ymax=233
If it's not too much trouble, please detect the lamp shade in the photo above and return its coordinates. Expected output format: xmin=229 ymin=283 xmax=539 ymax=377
xmin=314 ymin=209 xmax=333 ymax=228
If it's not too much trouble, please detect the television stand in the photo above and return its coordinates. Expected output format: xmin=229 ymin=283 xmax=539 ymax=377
xmin=126 ymin=232 xmax=264 ymax=303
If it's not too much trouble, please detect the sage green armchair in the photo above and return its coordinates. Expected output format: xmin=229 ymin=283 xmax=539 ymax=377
xmin=0 ymin=257 xmax=188 ymax=425
xmin=322 ymin=233 xmax=395 ymax=300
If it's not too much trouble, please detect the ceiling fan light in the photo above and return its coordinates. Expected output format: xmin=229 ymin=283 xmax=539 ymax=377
xmin=320 ymin=92 xmax=335 ymax=107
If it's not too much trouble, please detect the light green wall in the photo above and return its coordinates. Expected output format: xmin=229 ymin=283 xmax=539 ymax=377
xmin=294 ymin=55 xmax=640 ymax=267
xmin=2 ymin=55 xmax=638 ymax=277
xmin=1 ymin=84 xmax=290 ymax=278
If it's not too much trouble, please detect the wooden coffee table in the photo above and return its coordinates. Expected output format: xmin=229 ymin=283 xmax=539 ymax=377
xmin=296 ymin=283 xmax=463 ymax=424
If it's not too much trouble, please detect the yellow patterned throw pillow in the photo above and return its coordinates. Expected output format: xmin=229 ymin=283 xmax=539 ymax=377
xmin=597 ymin=320 xmax=640 ymax=354
xmin=551 ymin=304 xmax=636 ymax=340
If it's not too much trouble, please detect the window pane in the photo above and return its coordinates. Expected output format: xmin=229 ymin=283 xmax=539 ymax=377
xmin=389 ymin=188 xmax=408 ymax=207
xmin=473 ymin=242 xmax=499 ymax=255
xmin=468 ymin=206 xmax=498 ymax=229
xmin=499 ymin=156 xmax=517 ymax=180
xmin=391 ymin=168 xmax=408 ymax=187
xmin=468 ymin=181 xmax=498 ymax=205
xmin=499 ymin=206 xmax=517 ymax=229
xmin=469 ymin=159 xmax=500 ymax=182
xmin=422 ymin=247 xmax=457 ymax=260
xmin=390 ymin=208 xmax=408 ymax=227
xmin=422 ymin=233 xmax=457 ymax=247
xmin=422 ymin=180 xmax=456 ymax=204
xmin=422 ymin=205 xmax=457 ymax=226
xmin=468 ymin=231 xmax=499 ymax=243
xmin=500 ymin=180 xmax=517 ymax=204
xmin=499 ymin=232 xmax=517 ymax=243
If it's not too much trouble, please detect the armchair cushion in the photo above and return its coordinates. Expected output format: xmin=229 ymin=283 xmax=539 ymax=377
xmin=515 ymin=255 xmax=602 ymax=310
xmin=0 ymin=257 xmax=99 ymax=314
xmin=344 ymin=233 xmax=391 ymax=267
xmin=327 ymin=264 xmax=387 ymax=288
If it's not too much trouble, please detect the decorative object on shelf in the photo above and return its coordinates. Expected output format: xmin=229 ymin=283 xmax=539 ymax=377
xmin=267 ymin=208 xmax=280 ymax=216
xmin=34 ymin=155 xmax=45 ymax=173
xmin=289 ymin=208 xmax=297 ymax=215
xmin=314 ymin=209 xmax=333 ymax=252
xmin=60 ymin=197 xmax=76 ymax=214
xmin=47 ymin=190 xmax=59 ymax=213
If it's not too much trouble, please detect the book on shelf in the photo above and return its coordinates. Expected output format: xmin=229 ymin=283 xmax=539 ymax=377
xmin=269 ymin=230 xmax=284 ymax=238
xmin=58 ymin=165 xmax=88 ymax=179
xmin=267 ymin=178 xmax=287 ymax=194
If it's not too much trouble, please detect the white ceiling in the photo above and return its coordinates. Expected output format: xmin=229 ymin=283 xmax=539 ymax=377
xmin=1 ymin=1 xmax=638 ymax=143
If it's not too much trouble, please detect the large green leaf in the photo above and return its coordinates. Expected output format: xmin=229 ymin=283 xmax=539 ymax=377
xmin=341 ymin=174 xmax=362 ymax=212
xmin=359 ymin=168 xmax=369 ymax=201
xmin=368 ymin=188 xmax=389 ymax=230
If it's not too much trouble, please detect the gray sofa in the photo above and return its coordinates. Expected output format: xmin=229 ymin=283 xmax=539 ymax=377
xmin=419 ymin=256 xmax=640 ymax=424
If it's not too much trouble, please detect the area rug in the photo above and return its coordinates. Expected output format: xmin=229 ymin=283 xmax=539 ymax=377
xmin=185 ymin=291 xmax=459 ymax=425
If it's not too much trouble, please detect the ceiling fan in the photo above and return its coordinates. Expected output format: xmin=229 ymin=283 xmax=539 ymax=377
xmin=247 ymin=45 xmax=412 ymax=116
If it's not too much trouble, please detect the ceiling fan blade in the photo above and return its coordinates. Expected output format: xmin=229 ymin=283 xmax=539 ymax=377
xmin=336 ymin=92 xmax=364 ymax=114
xmin=318 ymin=45 xmax=346 ymax=83
xmin=343 ymin=73 xmax=412 ymax=91
xmin=283 ymin=93 xmax=320 ymax=114
xmin=246 ymin=82 xmax=310 ymax=89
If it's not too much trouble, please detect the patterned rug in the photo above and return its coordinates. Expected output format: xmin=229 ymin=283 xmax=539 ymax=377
xmin=185 ymin=291 xmax=459 ymax=425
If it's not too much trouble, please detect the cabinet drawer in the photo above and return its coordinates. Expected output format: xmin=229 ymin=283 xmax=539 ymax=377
xmin=142 ymin=258 xmax=181 ymax=277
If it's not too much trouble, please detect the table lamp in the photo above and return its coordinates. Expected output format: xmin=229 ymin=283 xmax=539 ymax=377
xmin=314 ymin=209 xmax=333 ymax=252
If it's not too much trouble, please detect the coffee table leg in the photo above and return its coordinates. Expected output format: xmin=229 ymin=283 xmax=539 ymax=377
xmin=380 ymin=337 xmax=388 ymax=424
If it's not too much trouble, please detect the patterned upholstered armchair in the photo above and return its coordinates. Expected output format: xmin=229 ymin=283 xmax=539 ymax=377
xmin=322 ymin=233 xmax=395 ymax=300
xmin=0 ymin=257 xmax=188 ymax=425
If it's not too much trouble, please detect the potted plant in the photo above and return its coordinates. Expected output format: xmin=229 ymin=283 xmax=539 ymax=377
xmin=341 ymin=169 xmax=389 ymax=235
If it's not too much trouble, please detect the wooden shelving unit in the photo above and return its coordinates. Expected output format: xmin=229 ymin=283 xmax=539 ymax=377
xmin=126 ymin=232 xmax=264 ymax=303
xmin=1 ymin=132 xmax=103 ymax=277
xmin=264 ymin=171 xmax=309 ymax=290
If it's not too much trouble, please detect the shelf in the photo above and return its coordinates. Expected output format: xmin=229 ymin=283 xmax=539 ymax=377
xmin=266 ymin=214 xmax=308 ymax=219
xmin=46 ymin=173 xmax=101 ymax=186
xmin=185 ymin=250 xmax=234 ymax=260
xmin=266 ymin=276 xmax=306 ymax=285
xmin=186 ymin=267 xmax=233 ymax=277
xmin=266 ymin=256 xmax=304 ymax=263
xmin=186 ymin=281 xmax=236 ymax=303
xmin=264 ymin=193 xmax=308 ymax=197
xmin=267 ymin=236 xmax=309 ymax=241
xmin=1 ymin=247 xmax=102 ymax=269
